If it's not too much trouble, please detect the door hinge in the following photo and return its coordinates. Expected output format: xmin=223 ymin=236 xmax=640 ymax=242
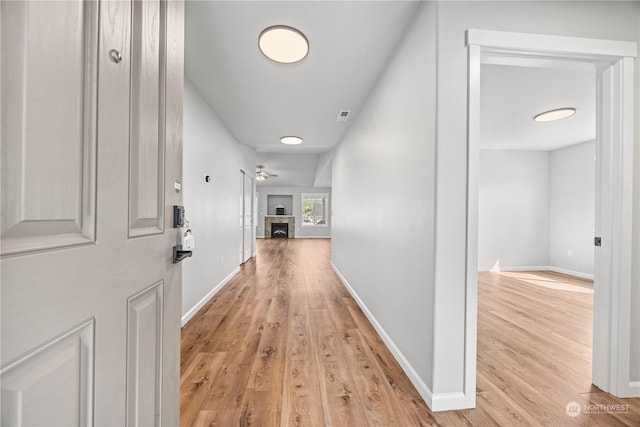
xmin=594 ymin=236 xmax=602 ymax=247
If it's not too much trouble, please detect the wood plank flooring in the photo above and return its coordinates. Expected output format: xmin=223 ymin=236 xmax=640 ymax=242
xmin=180 ymin=239 xmax=640 ymax=426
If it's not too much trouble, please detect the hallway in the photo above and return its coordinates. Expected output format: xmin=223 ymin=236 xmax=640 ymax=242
xmin=180 ymin=238 xmax=435 ymax=426
xmin=180 ymin=239 xmax=640 ymax=426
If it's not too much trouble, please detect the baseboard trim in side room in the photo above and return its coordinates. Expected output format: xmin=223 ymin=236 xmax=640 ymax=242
xmin=477 ymin=265 xmax=593 ymax=281
xmin=181 ymin=266 xmax=240 ymax=327
xmin=546 ymin=266 xmax=594 ymax=281
xmin=330 ymin=261 xmax=435 ymax=410
xmin=294 ymin=235 xmax=331 ymax=239
xmin=477 ymin=265 xmax=548 ymax=273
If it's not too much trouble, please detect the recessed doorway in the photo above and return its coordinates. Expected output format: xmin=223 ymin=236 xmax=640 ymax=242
xmin=466 ymin=29 xmax=637 ymax=403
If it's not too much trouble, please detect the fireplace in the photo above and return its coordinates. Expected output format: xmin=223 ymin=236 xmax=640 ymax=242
xmin=271 ymin=223 xmax=288 ymax=238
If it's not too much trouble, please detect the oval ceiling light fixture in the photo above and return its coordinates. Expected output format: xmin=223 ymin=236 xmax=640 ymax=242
xmin=280 ymin=136 xmax=303 ymax=145
xmin=534 ymin=107 xmax=576 ymax=122
xmin=259 ymin=25 xmax=309 ymax=64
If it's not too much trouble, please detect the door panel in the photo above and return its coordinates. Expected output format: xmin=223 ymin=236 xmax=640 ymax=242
xmin=0 ymin=0 xmax=184 ymax=425
xmin=0 ymin=0 xmax=98 ymax=255
xmin=129 ymin=0 xmax=165 ymax=237
xmin=0 ymin=319 xmax=94 ymax=427
xmin=127 ymin=282 xmax=163 ymax=427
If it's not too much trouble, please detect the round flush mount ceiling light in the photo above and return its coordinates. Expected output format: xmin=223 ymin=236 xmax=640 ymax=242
xmin=259 ymin=25 xmax=309 ymax=64
xmin=534 ymin=107 xmax=576 ymax=122
xmin=280 ymin=136 xmax=303 ymax=145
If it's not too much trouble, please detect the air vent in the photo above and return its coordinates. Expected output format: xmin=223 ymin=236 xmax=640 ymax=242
xmin=336 ymin=110 xmax=351 ymax=122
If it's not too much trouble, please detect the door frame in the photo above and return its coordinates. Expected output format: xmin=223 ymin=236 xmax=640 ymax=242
xmin=465 ymin=29 xmax=638 ymax=403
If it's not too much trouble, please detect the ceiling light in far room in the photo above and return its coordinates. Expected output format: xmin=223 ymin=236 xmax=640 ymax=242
xmin=534 ymin=107 xmax=576 ymax=122
xmin=259 ymin=25 xmax=309 ymax=64
xmin=280 ymin=136 xmax=303 ymax=145
xmin=256 ymin=175 xmax=266 ymax=181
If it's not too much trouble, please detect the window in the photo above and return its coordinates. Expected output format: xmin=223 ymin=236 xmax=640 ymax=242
xmin=302 ymin=193 xmax=328 ymax=226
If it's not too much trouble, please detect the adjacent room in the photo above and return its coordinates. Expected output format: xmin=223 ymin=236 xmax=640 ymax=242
xmin=476 ymin=62 xmax=599 ymax=420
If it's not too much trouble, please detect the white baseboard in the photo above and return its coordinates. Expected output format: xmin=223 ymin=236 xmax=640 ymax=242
xmin=478 ymin=265 xmax=548 ymax=273
xmin=294 ymin=235 xmax=331 ymax=239
xmin=624 ymin=381 xmax=640 ymax=398
xmin=546 ymin=266 xmax=594 ymax=281
xmin=181 ymin=267 xmax=240 ymax=327
xmin=431 ymin=392 xmax=471 ymax=412
xmin=330 ymin=261 xmax=435 ymax=410
xmin=478 ymin=265 xmax=593 ymax=280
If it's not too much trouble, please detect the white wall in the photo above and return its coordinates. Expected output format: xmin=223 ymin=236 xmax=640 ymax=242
xmin=333 ymin=0 xmax=639 ymax=410
xmin=478 ymin=150 xmax=550 ymax=271
xmin=182 ymin=79 xmax=255 ymax=324
xmin=331 ymin=1 xmax=437 ymax=401
xmin=435 ymin=0 xmax=639 ymax=402
xmin=549 ymin=141 xmax=595 ymax=276
xmin=478 ymin=143 xmax=595 ymax=278
xmin=257 ymin=186 xmax=331 ymax=238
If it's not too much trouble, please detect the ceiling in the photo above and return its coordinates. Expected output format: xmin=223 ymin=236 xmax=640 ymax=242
xmin=185 ymin=2 xmax=597 ymax=187
xmin=184 ymin=1 xmax=420 ymax=187
xmin=480 ymin=63 xmax=596 ymax=151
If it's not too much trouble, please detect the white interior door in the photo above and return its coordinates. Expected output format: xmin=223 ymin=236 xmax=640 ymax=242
xmin=241 ymin=172 xmax=253 ymax=263
xmin=0 ymin=0 xmax=184 ymax=425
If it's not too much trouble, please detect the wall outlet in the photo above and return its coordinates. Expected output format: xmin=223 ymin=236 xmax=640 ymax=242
xmin=567 ymin=250 xmax=573 ymax=257
xmin=220 ymin=255 xmax=224 ymax=264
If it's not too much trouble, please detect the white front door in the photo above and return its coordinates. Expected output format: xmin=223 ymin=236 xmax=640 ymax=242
xmin=0 ymin=0 xmax=184 ymax=425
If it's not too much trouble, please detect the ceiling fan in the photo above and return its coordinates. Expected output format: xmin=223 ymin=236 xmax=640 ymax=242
xmin=256 ymin=165 xmax=277 ymax=181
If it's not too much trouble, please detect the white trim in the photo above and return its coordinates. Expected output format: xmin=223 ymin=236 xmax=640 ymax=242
xmin=294 ymin=235 xmax=331 ymax=239
xmin=431 ymin=392 xmax=468 ymax=412
xmin=330 ymin=262 xmax=435 ymax=409
xmin=478 ymin=265 xmax=548 ymax=272
xmin=467 ymin=29 xmax=637 ymax=399
xmin=547 ymin=266 xmax=594 ymax=281
xmin=477 ymin=265 xmax=594 ymax=281
xmin=467 ymin=29 xmax=637 ymax=60
xmin=181 ymin=267 xmax=240 ymax=327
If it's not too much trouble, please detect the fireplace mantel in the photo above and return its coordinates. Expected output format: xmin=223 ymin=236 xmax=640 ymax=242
xmin=265 ymin=215 xmax=295 ymax=238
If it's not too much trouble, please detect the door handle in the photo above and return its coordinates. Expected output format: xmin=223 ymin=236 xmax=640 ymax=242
xmin=173 ymin=245 xmax=192 ymax=263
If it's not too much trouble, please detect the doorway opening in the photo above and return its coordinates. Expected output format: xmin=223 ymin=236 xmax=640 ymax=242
xmin=477 ymin=60 xmax=598 ymax=402
xmin=465 ymin=29 xmax=637 ymax=406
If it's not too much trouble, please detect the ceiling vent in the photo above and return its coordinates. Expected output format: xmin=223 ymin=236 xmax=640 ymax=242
xmin=336 ymin=110 xmax=351 ymax=122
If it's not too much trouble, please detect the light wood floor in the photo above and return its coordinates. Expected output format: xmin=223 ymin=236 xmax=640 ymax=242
xmin=180 ymin=239 xmax=640 ymax=426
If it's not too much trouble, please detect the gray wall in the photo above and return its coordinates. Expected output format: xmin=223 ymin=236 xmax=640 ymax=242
xmin=266 ymin=195 xmax=293 ymax=216
xmin=435 ymin=0 xmax=639 ymax=395
xmin=478 ymin=144 xmax=595 ymax=277
xmin=549 ymin=141 xmax=595 ymax=275
xmin=478 ymin=150 xmax=550 ymax=270
xmin=257 ymin=186 xmax=331 ymax=238
xmin=332 ymin=0 xmax=640 ymax=405
xmin=182 ymin=80 xmax=255 ymax=322
xmin=332 ymin=1 xmax=437 ymax=393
